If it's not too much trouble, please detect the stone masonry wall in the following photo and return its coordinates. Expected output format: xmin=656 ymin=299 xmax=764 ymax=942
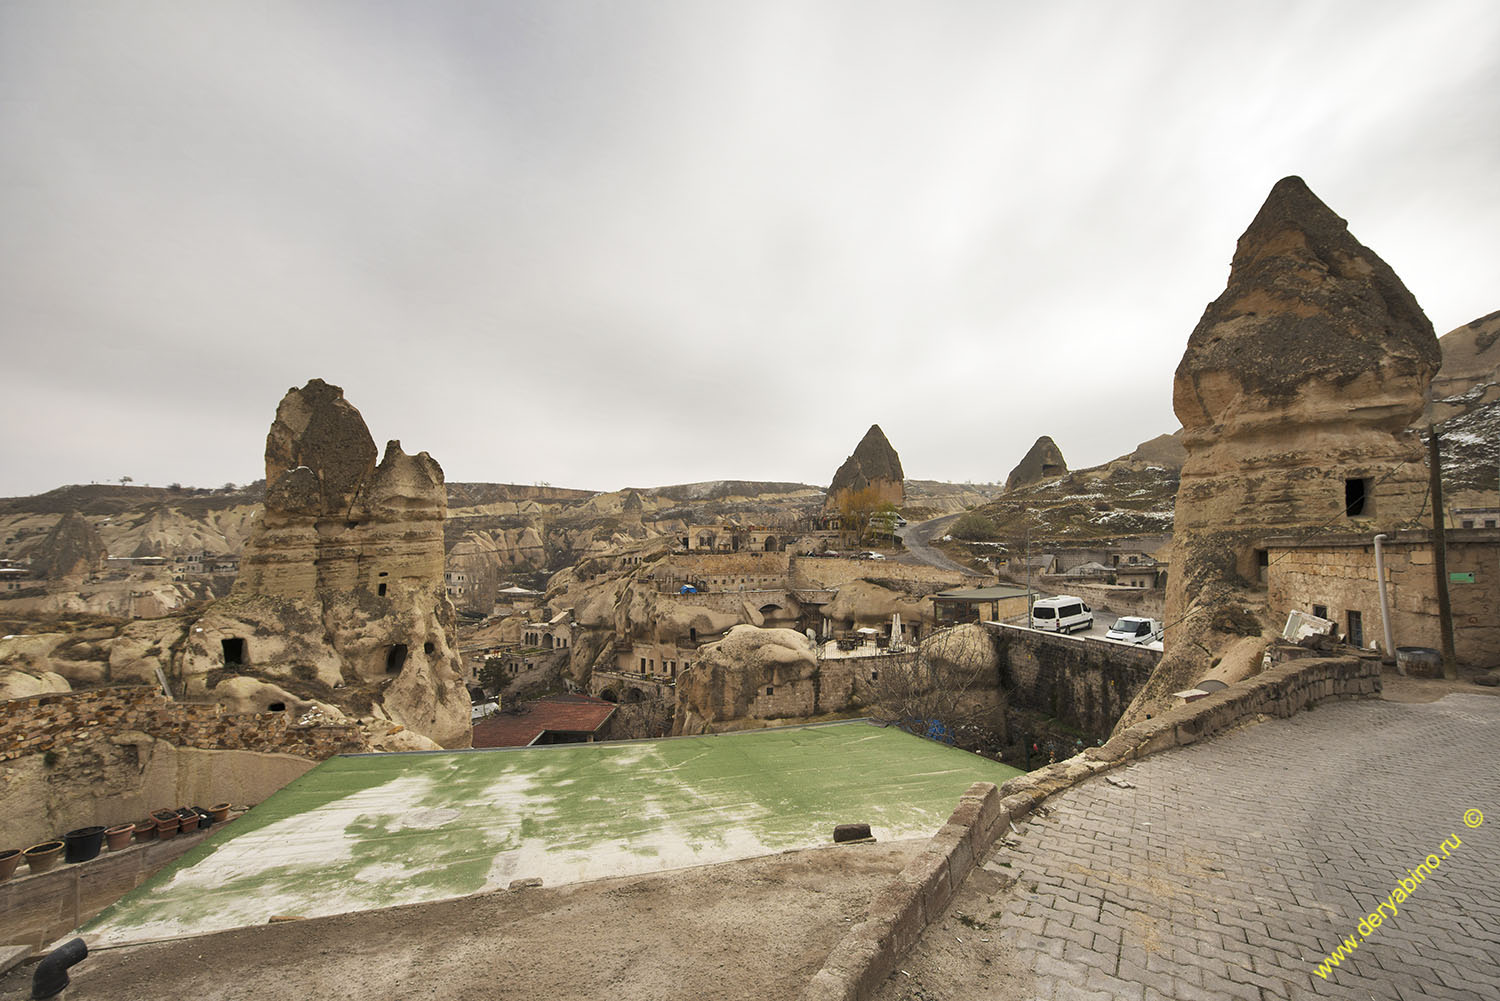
xmin=1036 ymin=580 xmax=1166 ymax=620
xmin=0 ymin=686 xmax=367 ymax=763
xmin=1267 ymin=529 xmax=1499 ymax=666
xmin=790 ymin=557 xmax=979 ymax=590
xmin=991 ymin=624 xmax=1160 ymax=738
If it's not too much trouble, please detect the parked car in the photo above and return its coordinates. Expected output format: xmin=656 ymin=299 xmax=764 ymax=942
xmin=858 ymin=551 xmax=886 ymax=560
xmin=1105 ymin=616 xmax=1162 ymax=644
xmin=1030 ymin=596 xmax=1093 ymax=634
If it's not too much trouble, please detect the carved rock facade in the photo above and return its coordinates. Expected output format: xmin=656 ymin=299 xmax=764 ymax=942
xmin=182 ymin=380 xmax=472 ymax=747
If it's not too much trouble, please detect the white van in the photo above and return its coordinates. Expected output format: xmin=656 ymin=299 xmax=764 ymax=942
xmin=1105 ymin=616 xmax=1162 ymax=644
xmin=1030 ymin=596 xmax=1093 ymax=634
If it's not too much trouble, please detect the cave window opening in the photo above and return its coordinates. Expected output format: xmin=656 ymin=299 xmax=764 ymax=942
xmin=378 ymin=582 xmax=387 ymax=596
xmin=1312 ymin=604 xmax=1328 ymax=620
xmin=221 ymin=637 xmax=246 ymax=666
xmin=1344 ymin=478 xmax=1370 ymax=517
xmin=386 ymin=644 xmax=408 ymax=674
xmin=267 ymin=702 xmax=286 ymax=712
xmin=765 ymin=686 xmax=774 ymax=696
xmin=424 ymin=641 xmax=435 ymax=655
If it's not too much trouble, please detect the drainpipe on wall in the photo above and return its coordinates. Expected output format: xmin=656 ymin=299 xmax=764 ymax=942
xmin=1373 ymin=534 xmax=1399 ymax=671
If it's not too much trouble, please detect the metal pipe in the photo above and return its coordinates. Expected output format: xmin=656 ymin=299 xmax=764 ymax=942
xmin=1373 ymin=534 xmax=1399 ymax=671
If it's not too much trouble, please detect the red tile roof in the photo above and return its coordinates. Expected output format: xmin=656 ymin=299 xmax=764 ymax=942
xmin=472 ymin=694 xmax=618 ymax=748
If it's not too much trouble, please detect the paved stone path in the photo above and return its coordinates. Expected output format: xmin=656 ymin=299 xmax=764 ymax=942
xmin=980 ymin=695 xmax=1500 ymax=1000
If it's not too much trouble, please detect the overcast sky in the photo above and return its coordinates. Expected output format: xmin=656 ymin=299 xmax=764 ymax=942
xmin=2 ymin=1 xmax=1496 ymax=498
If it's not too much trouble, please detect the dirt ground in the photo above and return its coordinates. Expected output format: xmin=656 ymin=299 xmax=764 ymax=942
xmin=871 ymin=857 xmax=1039 ymax=1001
xmin=0 ymin=841 xmax=922 ymax=1001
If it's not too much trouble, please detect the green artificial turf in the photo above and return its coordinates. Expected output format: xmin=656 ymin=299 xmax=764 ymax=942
xmin=87 ymin=721 xmax=1020 ymax=944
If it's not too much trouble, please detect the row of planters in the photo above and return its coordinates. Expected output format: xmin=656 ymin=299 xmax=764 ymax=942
xmin=0 ymin=803 xmax=234 ymax=881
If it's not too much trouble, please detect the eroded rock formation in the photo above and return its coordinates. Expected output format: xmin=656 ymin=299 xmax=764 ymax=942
xmin=1005 ymin=436 xmax=1068 ymax=492
xmin=1120 ymin=176 xmax=1440 ymax=727
xmin=826 ymin=425 xmax=904 ymax=511
xmin=182 ymin=379 xmax=472 ymax=747
xmin=30 ymin=511 xmax=107 ymax=579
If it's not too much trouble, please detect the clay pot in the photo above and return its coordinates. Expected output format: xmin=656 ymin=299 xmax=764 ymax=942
xmin=24 ymin=840 xmax=64 ymax=874
xmin=134 ymin=819 xmax=157 ymax=843
xmin=104 ymin=823 xmax=135 ymax=851
xmin=63 ymin=826 xmax=106 ymax=864
xmin=154 ymin=810 xmax=180 ymax=839
xmin=208 ymin=803 xmax=232 ymax=824
xmin=0 ymin=848 xmax=20 ymax=881
xmin=176 ymin=807 xmax=199 ymax=832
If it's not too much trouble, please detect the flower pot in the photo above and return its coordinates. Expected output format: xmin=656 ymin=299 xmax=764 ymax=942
xmin=0 ymin=849 xmax=20 ymax=881
xmin=154 ymin=810 xmax=180 ymax=839
xmin=192 ymin=807 xmax=212 ymax=829
xmin=104 ymin=823 xmax=135 ymax=851
xmin=176 ymin=808 xmax=198 ymax=833
xmin=24 ymin=840 xmax=64 ymax=874
xmin=208 ymin=803 xmax=232 ymax=824
xmin=64 ymin=826 xmax=106 ymax=863
xmin=134 ymin=819 xmax=158 ymax=843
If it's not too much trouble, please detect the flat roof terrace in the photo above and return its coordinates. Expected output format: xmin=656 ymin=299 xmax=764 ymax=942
xmin=86 ymin=721 xmax=1020 ymax=946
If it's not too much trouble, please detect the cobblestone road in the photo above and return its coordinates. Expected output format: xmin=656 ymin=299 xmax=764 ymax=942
xmin=890 ymin=693 xmax=1500 ymax=1001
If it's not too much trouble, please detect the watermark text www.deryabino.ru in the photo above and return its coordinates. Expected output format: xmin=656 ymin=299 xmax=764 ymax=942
xmin=1314 ymin=811 xmax=1481 ymax=980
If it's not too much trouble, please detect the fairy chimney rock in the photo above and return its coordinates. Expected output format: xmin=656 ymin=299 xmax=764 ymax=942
xmin=825 ymin=425 xmax=905 ymax=511
xmin=189 ymin=379 xmax=471 ymax=748
xmin=1121 ymin=177 xmax=1440 ymax=730
xmin=1005 ymin=436 xmax=1069 ymax=492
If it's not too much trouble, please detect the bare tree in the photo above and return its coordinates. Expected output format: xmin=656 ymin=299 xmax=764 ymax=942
xmin=863 ymin=624 xmax=1007 ymax=749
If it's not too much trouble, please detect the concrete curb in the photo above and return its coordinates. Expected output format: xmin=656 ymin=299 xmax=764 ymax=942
xmin=799 ymin=654 xmax=1381 ymax=1001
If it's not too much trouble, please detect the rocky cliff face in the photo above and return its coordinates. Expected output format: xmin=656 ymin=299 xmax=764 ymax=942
xmin=181 ymin=379 xmax=471 ymax=747
xmin=1121 ymin=176 xmax=1441 ymax=727
xmin=825 ymin=425 xmax=905 ymax=511
xmin=1005 ymin=436 xmax=1068 ymax=492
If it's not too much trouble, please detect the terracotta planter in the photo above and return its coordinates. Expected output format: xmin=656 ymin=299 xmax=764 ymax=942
xmin=63 ymin=826 xmax=106 ymax=864
xmin=0 ymin=848 xmax=20 ymax=881
xmin=105 ymin=823 xmax=135 ymax=851
xmin=176 ymin=808 xmax=199 ymax=832
xmin=24 ymin=840 xmax=64 ymax=874
xmin=209 ymin=803 xmax=232 ymax=824
xmin=154 ymin=810 xmax=180 ymax=839
xmin=134 ymin=819 xmax=158 ymax=843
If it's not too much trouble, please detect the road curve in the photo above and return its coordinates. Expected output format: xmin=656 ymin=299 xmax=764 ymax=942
xmin=896 ymin=514 xmax=982 ymax=576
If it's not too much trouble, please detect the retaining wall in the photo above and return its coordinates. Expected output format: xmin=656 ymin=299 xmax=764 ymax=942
xmin=0 ymin=821 xmax=223 ymax=951
xmin=0 ymin=686 xmax=366 ymax=763
xmin=801 ymin=654 xmax=1380 ymax=1001
xmin=990 ymin=623 xmax=1159 ymax=738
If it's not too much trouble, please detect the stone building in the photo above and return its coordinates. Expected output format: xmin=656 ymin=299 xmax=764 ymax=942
xmin=1265 ymin=528 xmax=1499 ymax=666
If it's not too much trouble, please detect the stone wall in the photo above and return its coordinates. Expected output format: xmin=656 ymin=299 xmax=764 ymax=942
xmin=0 ymin=687 xmax=366 ymax=763
xmin=0 ymin=821 xmax=222 ymax=951
xmin=1266 ymin=528 xmax=1500 ymax=666
xmin=990 ymin=624 xmax=1160 ymax=738
xmin=790 ymin=557 xmax=979 ymax=590
xmin=1035 ymin=581 xmax=1165 ymax=620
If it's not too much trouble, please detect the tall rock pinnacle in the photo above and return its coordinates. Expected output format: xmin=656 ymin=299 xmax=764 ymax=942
xmin=825 ymin=424 xmax=905 ymax=512
xmin=1120 ymin=176 xmax=1441 ymax=729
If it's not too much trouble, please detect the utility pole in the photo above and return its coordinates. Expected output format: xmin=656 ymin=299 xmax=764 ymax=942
xmin=1427 ymin=425 xmax=1458 ymax=679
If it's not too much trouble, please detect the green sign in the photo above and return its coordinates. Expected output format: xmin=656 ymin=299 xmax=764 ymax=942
xmin=1450 ymin=572 xmax=1476 ymax=584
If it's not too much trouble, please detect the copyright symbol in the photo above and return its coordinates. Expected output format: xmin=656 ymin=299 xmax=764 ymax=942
xmin=1465 ymin=809 xmax=1484 ymax=828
